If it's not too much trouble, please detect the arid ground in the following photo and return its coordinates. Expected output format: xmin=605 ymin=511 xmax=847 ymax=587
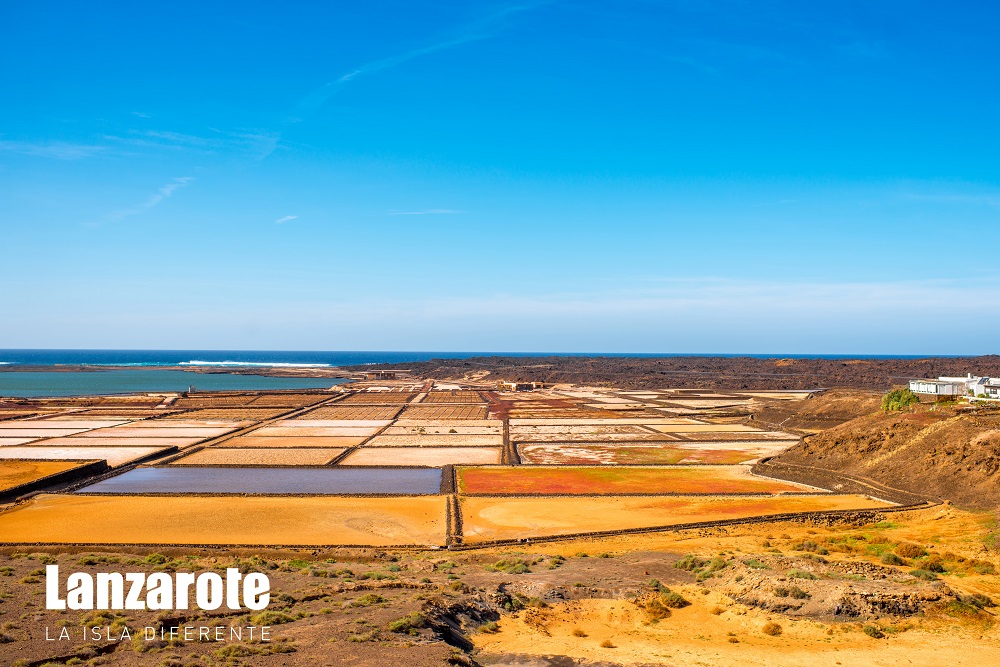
xmin=0 ymin=361 xmax=998 ymax=666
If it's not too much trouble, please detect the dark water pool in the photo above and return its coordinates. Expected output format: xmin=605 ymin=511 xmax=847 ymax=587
xmin=76 ymin=466 xmax=442 ymax=495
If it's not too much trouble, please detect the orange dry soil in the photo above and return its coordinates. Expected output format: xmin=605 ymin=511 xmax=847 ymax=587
xmin=0 ymin=460 xmax=84 ymax=491
xmin=457 ymin=465 xmax=811 ymax=495
xmin=0 ymin=494 xmax=447 ymax=546
xmin=459 ymin=494 xmax=891 ymax=543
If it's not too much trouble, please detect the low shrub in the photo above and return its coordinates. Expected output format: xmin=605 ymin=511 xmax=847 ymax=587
xmin=789 ymin=586 xmax=810 ymax=599
xmin=351 ymin=594 xmax=387 ymax=607
xmin=675 ymin=555 xmax=709 ymax=572
xmin=895 ymin=543 xmax=927 ymax=559
xmin=940 ymin=601 xmax=987 ymax=620
xmin=792 ymin=540 xmax=828 ymax=554
xmin=924 ymin=558 xmax=946 ymax=573
xmin=881 ymin=553 xmax=905 ymax=566
xmin=970 ymin=560 xmax=997 ymax=575
xmin=787 ymin=569 xmax=817 ymax=580
xmin=659 ymin=588 xmax=690 ymax=609
xmin=863 ymin=624 xmax=885 ymax=639
xmin=387 ymin=612 xmax=426 ymax=635
xmin=485 ymin=559 xmax=531 ymax=574
xmin=960 ymin=593 xmax=996 ymax=608
xmin=762 ymin=622 xmax=782 ymax=636
xmin=881 ymin=388 xmax=918 ymax=412
xmin=248 ymin=611 xmax=296 ymax=626
xmin=910 ymin=569 xmax=938 ymax=581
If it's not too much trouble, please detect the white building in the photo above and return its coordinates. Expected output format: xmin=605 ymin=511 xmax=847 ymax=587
xmin=909 ymin=373 xmax=1000 ymax=399
xmin=908 ymin=379 xmax=966 ymax=397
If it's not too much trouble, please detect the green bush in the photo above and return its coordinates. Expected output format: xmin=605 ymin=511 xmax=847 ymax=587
xmin=787 ymin=569 xmax=817 ymax=580
xmin=388 ymin=612 xmax=426 ymax=635
xmin=659 ymin=588 xmax=690 ymax=609
xmin=792 ymin=540 xmax=827 ymax=554
xmin=910 ymin=569 xmax=938 ymax=581
xmin=675 ymin=555 xmax=709 ymax=572
xmin=774 ymin=586 xmax=809 ymax=599
xmin=971 ymin=561 xmax=997 ymax=575
xmin=694 ymin=557 xmax=730 ymax=581
xmin=788 ymin=586 xmax=810 ymax=599
xmin=485 ymin=559 xmax=531 ymax=574
xmin=863 ymin=624 xmax=885 ymax=639
xmin=881 ymin=553 xmax=905 ymax=566
xmin=960 ymin=593 xmax=996 ymax=608
xmin=881 ymin=388 xmax=918 ymax=412
xmin=248 ymin=610 xmax=296 ymax=626
xmin=351 ymin=594 xmax=387 ymax=607
xmin=925 ymin=558 xmax=946 ymax=573
xmin=640 ymin=597 xmax=672 ymax=621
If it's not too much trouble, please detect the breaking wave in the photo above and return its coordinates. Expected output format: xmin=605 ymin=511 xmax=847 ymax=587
xmin=179 ymin=360 xmax=332 ymax=368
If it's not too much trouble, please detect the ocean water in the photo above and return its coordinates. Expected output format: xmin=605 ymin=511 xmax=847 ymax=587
xmin=0 ymin=349 xmax=965 ymax=369
xmin=0 ymin=349 xmax=487 ymax=368
xmin=0 ymin=350 xmax=481 ymax=397
xmin=0 ymin=349 xmax=969 ymax=398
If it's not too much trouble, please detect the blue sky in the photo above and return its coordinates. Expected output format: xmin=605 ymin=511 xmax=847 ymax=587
xmin=1 ymin=1 xmax=998 ymax=353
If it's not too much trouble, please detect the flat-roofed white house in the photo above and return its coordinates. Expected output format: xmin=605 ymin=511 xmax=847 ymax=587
xmin=908 ymin=379 xmax=966 ymax=397
xmin=909 ymin=374 xmax=1000 ymax=399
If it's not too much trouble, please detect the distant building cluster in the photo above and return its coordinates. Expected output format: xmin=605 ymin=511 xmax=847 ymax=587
xmin=909 ymin=373 xmax=1000 ymax=399
xmin=498 ymin=381 xmax=543 ymax=392
xmin=361 ymin=370 xmax=410 ymax=380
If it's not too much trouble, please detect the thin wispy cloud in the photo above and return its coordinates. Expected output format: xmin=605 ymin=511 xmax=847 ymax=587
xmin=103 ymin=129 xmax=222 ymax=152
xmin=110 ymin=176 xmax=193 ymax=221
xmin=275 ymin=215 xmax=298 ymax=224
xmin=0 ymin=140 xmax=106 ymax=160
xmin=100 ymin=127 xmax=281 ymax=159
xmin=388 ymin=208 xmax=464 ymax=216
xmin=265 ymin=2 xmax=547 ymax=159
xmin=292 ymin=32 xmax=484 ymax=120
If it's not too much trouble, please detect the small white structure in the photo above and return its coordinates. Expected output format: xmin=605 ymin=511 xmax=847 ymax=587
xmin=500 ymin=381 xmax=539 ymax=392
xmin=908 ymin=379 xmax=965 ymax=397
